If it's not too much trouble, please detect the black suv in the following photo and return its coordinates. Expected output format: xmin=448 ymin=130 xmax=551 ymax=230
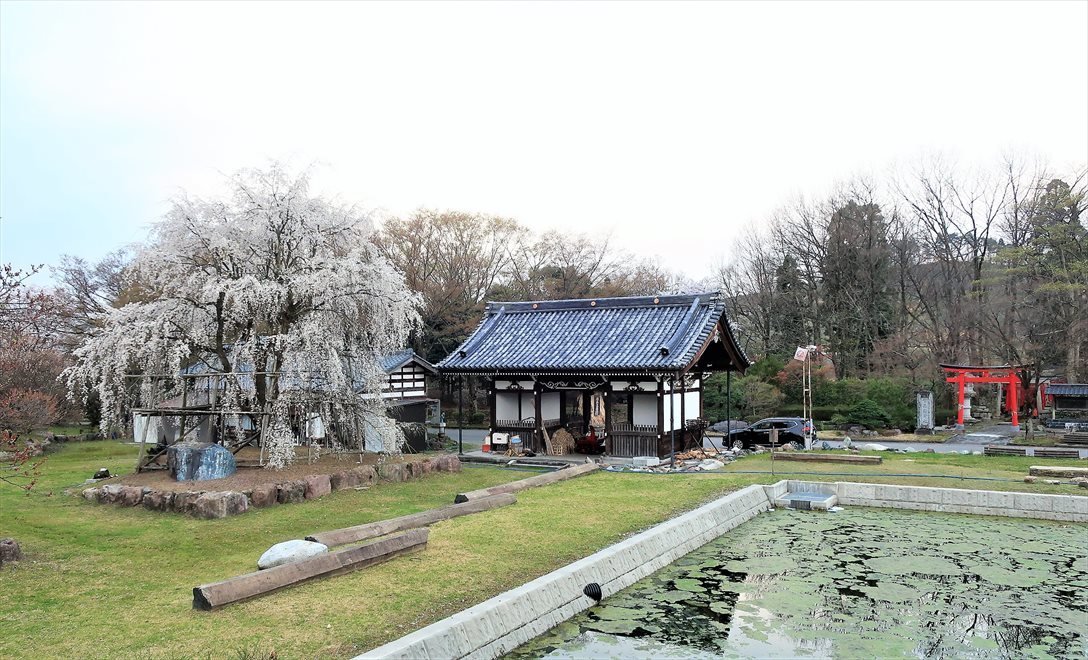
xmin=726 ymin=417 xmax=812 ymax=449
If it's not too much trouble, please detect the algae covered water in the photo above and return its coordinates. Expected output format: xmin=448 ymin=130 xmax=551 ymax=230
xmin=510 ymin=507 xmax=1088 ymax=659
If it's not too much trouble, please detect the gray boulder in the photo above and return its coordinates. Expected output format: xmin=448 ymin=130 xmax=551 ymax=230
xmin=192 ymin=491 xmax=248 ymax=519
xmin=257 ymin=539 xmax=329 ymax=570
xmin=168 ymin=441 xmax=236 ymax=481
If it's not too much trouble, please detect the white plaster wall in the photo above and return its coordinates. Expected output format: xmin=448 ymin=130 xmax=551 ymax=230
xmin=632 ymin=394 xmax=657 ymax=426
xmin=495 ymin=393 xmax=520 ymax=421
xmin=542 ymin=392 xmax=561 ymax=420
xmin=684 ymin=391 xmax=700 ymax=420
xmin=664 ymin=393 xmax=684 ymax=431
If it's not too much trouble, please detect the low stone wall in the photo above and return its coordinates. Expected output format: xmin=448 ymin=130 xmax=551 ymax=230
xmin=829 ymin=481 xmax=1088 ymax=522
xmin=80 ymin=455 xmax=461 ymax=520
xmin=359 ymin=484 xmax=771 ymax=660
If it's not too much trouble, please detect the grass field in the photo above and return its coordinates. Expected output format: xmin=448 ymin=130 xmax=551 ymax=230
xmin=1 ymin=442 xmax=1083 ymax=658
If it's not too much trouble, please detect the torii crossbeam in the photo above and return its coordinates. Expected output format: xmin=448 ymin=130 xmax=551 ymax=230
xmin=939 ymin=364 xmax=1026 ymax=431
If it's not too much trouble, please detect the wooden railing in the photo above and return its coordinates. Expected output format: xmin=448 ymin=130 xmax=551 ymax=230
xmin=609 ymin=422 xmax=658 ymax=457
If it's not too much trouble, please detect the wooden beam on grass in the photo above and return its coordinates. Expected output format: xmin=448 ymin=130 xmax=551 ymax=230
xmin=453 ymin=461 xmax=599 ymax=503
xmin=306 ymin=493 xmax=517 ymax=547
xmin=773 ymin=453 xmax=882 ymax=465
xmin=192 ymin=528 xmax=428 ymax=611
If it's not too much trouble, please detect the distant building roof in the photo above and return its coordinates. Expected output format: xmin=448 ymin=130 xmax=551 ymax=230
xmin=437 ymin=293 xmax=749 ymax=375
xmin=379 ymin=349 xmax=436 ymax=375
xmin=1049 ymin=383 xmax=1088 ymax=397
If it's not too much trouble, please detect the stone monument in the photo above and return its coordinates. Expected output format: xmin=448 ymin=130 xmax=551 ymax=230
xmin=915 ymin=390 xmax=934 ymax=434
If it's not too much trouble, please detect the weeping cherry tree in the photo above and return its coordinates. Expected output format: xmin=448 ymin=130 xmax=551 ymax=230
xmin=65 ymin=164 xmax=421 ymax=467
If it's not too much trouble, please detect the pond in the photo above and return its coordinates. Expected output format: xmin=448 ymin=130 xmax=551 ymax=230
xmin=509 ymin=507 xmax=1088 ymax=659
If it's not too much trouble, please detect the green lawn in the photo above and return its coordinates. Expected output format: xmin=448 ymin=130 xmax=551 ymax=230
xmin=0 ymin=442 xmax=1083 ymax=658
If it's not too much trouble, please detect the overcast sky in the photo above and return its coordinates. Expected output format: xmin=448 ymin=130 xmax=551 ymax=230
xmin=2 ymin=0 xmax=1086 ymax=283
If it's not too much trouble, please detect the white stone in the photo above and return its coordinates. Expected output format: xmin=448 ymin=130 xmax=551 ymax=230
xmin=257 ymin=539 xmax=329 ymax=570
xmin=698 ymin=459 xmax=725 ymax=470
xmin=860 ymin=443 xmax=890 ymax=451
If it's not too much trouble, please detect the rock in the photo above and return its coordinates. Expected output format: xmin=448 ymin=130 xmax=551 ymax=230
xmin=118 ymin=486 xmax=144 ymax=506
xmin=99 ymin=484 xmax=125 ymax=504
xmin=841 ymin=436 xmax=852 ymax=448
xmin=1023 ymin=476 xmax=1037 ymax=483
xmin=167 ymin=441 xmax=237 ymax=482
xmin=0 ymin=538 xmax=24 ymax=565
xmin=142 ymin=490 xmax=174 ymax=511
xmin=1080 ymin=481 xmax=1088 ymax=490
xmin=249 ymin=482 xmax=278 ymax=507
xmin=446 ymin=455 xmax=462 ymax=473
xmin=172 ymin=491 xmax=203 ymax=514
xmin=378 ymin=462 xmax=407 ymax=483
xmin=860 ymin=443 xmax=890 ymax=452
xmin=698 ymin=459 xmax=725 ymax=470
xmin=277 ymin=480 xmax=306 ymax=504
xmin=923 ymin=448 xmax=936 ymax=453
xmin=329 ymin=470 xmax=359 ymax=491
xmin=193 ymin=491 xmax=248 ymax=519
xmin=351 ymin=465 xmax=376 ymax=486
xmin=82 ymin=487 xmax=100 ymax=503
xmin=257 ymin=539 xmax=328 ymax=570
xmin=304 ymin=474 xmax=331 ymax=499
xmin=93 ymin=468 xmax=111 ymax=479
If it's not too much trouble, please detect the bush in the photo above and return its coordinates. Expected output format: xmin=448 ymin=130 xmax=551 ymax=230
xmin=830 ymin=413 xmax=848 ymax=425
xmin=846 ymin=399 xmax=892 ymax=429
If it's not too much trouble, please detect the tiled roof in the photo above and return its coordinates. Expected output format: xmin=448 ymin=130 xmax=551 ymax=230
xmin=379 ymin=349 xmax=436 ymax=375
xmin=1049 ymin=383 xmax=1088 ymax=396
xmin=437 ymin=293 xmax=748 ymax=374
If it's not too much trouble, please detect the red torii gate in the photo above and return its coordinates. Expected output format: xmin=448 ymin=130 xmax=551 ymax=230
xmin=940 ymin=364 xmax=1025 ymax=431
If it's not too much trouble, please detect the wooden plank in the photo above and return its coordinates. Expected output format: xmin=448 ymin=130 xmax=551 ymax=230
xmin=773 ymin=453 xmax=882 ymax=465
xmin=306 ymin=494 xmax=516 ymax=547
xmin=984 ymin=445 xmax=1026 ymax=456
xmin=192 ymin=529 xmax=427 ymax=611
xmin=453 ymin=462 xmax=600 ymax=503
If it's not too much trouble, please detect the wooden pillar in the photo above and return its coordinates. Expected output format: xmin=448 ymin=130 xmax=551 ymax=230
xmin=559 ymin=390 xmax=567 ymax=427
xmin=533 ymin=382 xmax=542 ymax=453
xmin=679 ymin=374 xmax=687 ymax=451
xmin=657 ymin=379 xmax=665 ymax=452
xmin=582 ymin=389 xmax=591 ymax=435
xmin=604 ymin=387 xmax=612 ymax=456
xmin=488 ymin=379 xmax=496 ymax=434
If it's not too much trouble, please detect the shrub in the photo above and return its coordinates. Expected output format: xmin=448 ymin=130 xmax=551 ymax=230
xmin=846 ymin=399 xmax=892 ymax=429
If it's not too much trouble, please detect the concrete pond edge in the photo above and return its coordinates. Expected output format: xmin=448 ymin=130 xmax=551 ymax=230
xmin=358 ymin=481 xmax=1088 ymax=660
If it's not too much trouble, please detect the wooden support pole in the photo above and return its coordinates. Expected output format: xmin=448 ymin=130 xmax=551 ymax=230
xmin=306 ymin=494 xmax=516 ymax=547
xmin=192 ymin=529 xmax=428 ymax=611
xmin=453 ymin=462 xmax=599 ymax=504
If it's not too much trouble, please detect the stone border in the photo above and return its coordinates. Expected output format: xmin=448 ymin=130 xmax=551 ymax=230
xmin=80 ymin=455 xmax=461 ymax=519
xmin=828 ymin=480 xmax=1088 ymax=521
xmin=358 ymin=479 xmax=1087 ymax=660
xmin=359 ymin=484 xmax=771 ymax=659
